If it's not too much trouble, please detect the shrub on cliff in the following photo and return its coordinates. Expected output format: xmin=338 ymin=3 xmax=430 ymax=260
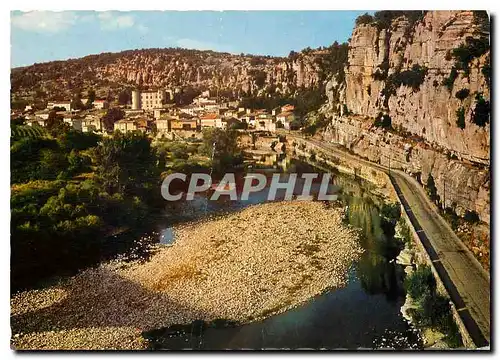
xmin=381 ymin=203 xmax=401 ymax=223
xmin=426 ymin=174 xmax=441 ymax=204
xmin=452 ymin=36 xmax=489 ymax=76
xmin=442 ymin=67 xmax=459 ymax=92
xmin=396 ymin=64 xmax=428 ymax=90
xmin=455 ymin=88 xmax=470 ymax=101
xmin=373 ymin=112 xmax=392 ymax=129
xmin=456 ymin=107 xmax=466 ymax=129
xmin=481 ymin=60 xmax=490 ymax=88
xmin=472 ymin=92 xmax=490 ymax=127
xmin=355 ymin=13 xmax=374 ymax=26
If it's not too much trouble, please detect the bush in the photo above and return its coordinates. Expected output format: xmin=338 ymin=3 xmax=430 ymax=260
xmin=397 ymin=64 xmax=428 ymax=90
xmin=374 ymin=112 xmax=392 ymax=129
xmin=481 ymin=59 xmax=490 ymax=88
xmin=442 ymin=67 xmax=458 ymax=92
xmin=342 ymin=104 xmax=350 ymax=116
xmin=355 ymin=13 xmax=374 ymax=26
xmin=464 ymin=210 xmax=480 ymax=224
xmin=452 ymin=37 xmax=489 ymax=75
xmin=472 ymin=92 xmax=490 ymax=127
xmin=456 ymin=107 xmax=466 ymax=129
xmin=405 ymin=265 xmax=436 ymax=300
xmin=381 ymin=203 xmax=401 ymax=222
xmin=455 ymin=88 xmax=470 ymax=100
xmin=398 ymin=218 xmax=413 ymax=247
xmin=426 ymin=174 xmax=440 ymax=204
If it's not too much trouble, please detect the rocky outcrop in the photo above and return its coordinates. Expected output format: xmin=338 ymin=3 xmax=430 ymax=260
xmin=335 ymin=11 xmax=490 ymax=163
xmin=323 ymin=115 xmax=490 ymax=223
xmin=11 ymin=48 xmax=322 ymax=100
xmin=323 ymin=11 xmax=490 ymax=222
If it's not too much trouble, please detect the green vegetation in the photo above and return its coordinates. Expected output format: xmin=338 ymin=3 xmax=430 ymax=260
xmin=382 ymin=64 xmax=428 ymax=103
xmin=315 ymin=41 xmax=349 ymax=84
xmin=405 ymin=265 xmax=435 ymax=299
xmin=10 ymin=128 xmax=162 ymax=290
xmin=473 ymin=11 xmax=490 ymax=33
xmin=302 ymin=113 xmax=330 ymax=136
xmin=199 ymin=128 xmax=243 ymax=172
xmin=355 ymin=11 xmax=425 ymax=30
xmin=372 ymin=60 xmax=389 ymax=81
xmin=454 ymin=88 xmax=470 ymax=101
xmin=395 ymin=64 xmax=428 ymax=90
xmin=405 ymin=266 xmax=462 ymax=347
xmin=481 ymin=56 xmax=490 ymax=88
xmin=456 ymin=107 xmax=466 ymax=129
xmin=239 ymin=87 xmax=326 ymax=120
xmin=451 ymin=36 xmax=489 ymax=76
xmin=442 ymin=67 xmax=458 ymax=92
xmin=102 ymin=107 xmax=125 ymax=132
xmin=380 ymin=203 xmax=401 ymax=222
xmin=118 ymin=88 xmax=131 ymax=105
xmin=355 ymin=13 xmax=374 ymax=26
xmin=11 ymin=125 xmax=48 ymax=140
xmin=425 ymin=174 xmax=441 ymax=205
xmin=472 ymin=92 xmax=490 ymax=127
xmin=397 ymin=217 xmax=413 ymax=248
xmin=373 ymin=112 xmax=392 ymax=129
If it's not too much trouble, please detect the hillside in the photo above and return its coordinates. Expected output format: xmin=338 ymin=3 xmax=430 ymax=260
xmin=10 ymin=45 xmax=347 ymax=104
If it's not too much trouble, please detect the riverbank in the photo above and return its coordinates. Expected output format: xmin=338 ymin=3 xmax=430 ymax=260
xmin=11 ymin=201 xmax=363 ymax=350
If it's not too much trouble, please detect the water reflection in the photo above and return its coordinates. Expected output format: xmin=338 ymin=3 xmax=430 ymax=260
xmin=141 ymin=155 xmax=418 ymax=349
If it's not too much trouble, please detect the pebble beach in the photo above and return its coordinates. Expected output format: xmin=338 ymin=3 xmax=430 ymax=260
xmin=11 ymin=201 xmax=363 ymax=350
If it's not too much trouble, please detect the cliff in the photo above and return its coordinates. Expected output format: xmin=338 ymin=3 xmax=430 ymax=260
xmin=322 ymin=11 xmax=490 ymax=223
xmin=11 ymin=48 xmax=323 ymax=100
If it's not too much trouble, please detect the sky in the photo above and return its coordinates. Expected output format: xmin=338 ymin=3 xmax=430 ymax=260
xmin=10 ymin=11 xmax=369 ymax=67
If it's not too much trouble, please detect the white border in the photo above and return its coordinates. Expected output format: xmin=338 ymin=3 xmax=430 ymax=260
xmin=2 ymin=1 xmax=498 ymax=359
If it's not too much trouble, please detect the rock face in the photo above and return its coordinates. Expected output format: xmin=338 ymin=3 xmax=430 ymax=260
xmin=11 ymin=48 xmax=322 ymax=100
xmin=323 ymin=11 xmax=490 ymax=223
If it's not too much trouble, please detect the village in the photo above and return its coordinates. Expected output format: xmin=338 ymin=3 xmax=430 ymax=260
xmin=13 ymin=88 xmax=298 ymax=138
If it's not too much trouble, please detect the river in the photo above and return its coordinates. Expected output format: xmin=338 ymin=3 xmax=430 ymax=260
xmin=133 ymin=154 xmax=423 ymax=349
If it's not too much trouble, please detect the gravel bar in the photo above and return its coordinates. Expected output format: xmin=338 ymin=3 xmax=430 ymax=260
xmin=11 ymin=201 xmax=362 ymax=350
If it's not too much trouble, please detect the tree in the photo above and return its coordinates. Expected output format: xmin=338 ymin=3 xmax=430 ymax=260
xmin=455 ymin=88 xmax=470 ymax=101
xmin=472 ymin=93 xmax=490 ymax=127
xmin=426 ymin=174 xmax=440 ymax=204
xmin=374 ymin=112 xmax=392 ymax=129
xmin=58 ymin=130 xmax=101 ymax=151
xmin=71 ymin=92 xmax=85 ymax=111
xmin=92 ymin=132 xmax=158 ymax=198
xmin=11 ymin=116 xmax=26 ymax=127
xmin=39 ymin=149 xmax=68 ymax=179
xmin=288 ymin=50 xmax=300 ymax=62
xmin=118 ymin=89 xmax=131 ymax=105
xmin=101 ymin=108 xmax=125 ymax=132
xmin=11 ymin=98 xmax=29 ymax=110
xmin=355 ymin=13 xmax=374 ymax=26
xmin=456 ymin=107 xmax=466 ymax=129
xmin=201 ymin=128 xmax=242 ymax=171
xmin=86 ymin=88 xmax=96 ymax=108
xmin=46 ymin=111 xmax=70 ymax=137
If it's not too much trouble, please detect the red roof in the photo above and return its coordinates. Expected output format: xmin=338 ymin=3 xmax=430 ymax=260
xmin=200 ymin=113 xmax=219 ymax=120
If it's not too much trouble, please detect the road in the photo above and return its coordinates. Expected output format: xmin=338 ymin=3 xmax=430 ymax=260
xmin=287 ymin=134 xmax=491 ymax=346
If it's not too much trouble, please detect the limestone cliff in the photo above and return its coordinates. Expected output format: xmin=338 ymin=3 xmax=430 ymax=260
xmin=322 ymin=11 xmax=490 ymax=222
xmin=11 ymin=48 xmax=322 ymax=100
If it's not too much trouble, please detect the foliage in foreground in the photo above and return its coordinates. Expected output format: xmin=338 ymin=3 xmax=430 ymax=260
xmin=10 ymin=130 xmax=159 ymax=290
xmin=405 ymin=266 xmax=462 ymax=347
